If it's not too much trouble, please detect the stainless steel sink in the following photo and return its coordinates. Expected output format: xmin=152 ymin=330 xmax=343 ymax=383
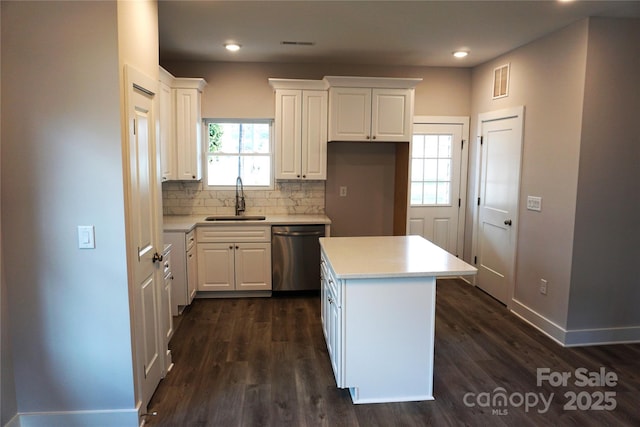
xmin=204 ymin=215 xmax=266 ymax=221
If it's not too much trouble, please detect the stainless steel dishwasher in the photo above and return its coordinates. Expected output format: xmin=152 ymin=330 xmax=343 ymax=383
xmin=272 ymin=225 xmax=325 ymax=292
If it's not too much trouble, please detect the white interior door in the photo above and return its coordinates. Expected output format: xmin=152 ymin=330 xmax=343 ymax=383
xmin=125 ymin=65 xmax=163 ymax=410
xmin=474 ymin=107 xmax=524 ymax=304
xmin=408 ymin=120 xmax=468 ymax=257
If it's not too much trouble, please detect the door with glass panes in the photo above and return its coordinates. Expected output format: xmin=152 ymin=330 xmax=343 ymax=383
xmin=408 ymin=121 xmax=467 ymax=256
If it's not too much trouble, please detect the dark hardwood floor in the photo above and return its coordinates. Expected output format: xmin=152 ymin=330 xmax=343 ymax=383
xmin=145 ymin=279 xmax=640 ymax=426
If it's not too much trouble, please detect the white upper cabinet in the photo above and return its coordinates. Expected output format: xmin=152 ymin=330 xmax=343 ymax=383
xmin=270 ymin=79 xmax=328 ymax=180
xmin=325 ymin=76 xmax=421 ymax=142
xmin=159 ymin=67 xmax=207 ymax=181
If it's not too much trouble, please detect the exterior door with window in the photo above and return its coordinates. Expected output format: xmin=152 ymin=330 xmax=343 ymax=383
xmin=408 ymin=121 xmax=467 ymax=257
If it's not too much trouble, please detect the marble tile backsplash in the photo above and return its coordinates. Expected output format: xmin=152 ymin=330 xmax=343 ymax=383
xmin=162 ymin=180 xmax=326 ymax=216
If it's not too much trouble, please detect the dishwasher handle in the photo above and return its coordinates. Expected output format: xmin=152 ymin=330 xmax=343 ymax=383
xmin=272 ymin=230 xmax=324 ymax=237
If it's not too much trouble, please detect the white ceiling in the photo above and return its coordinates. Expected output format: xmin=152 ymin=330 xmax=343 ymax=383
xmin=158 ymin=1 xmax=640 ymax=68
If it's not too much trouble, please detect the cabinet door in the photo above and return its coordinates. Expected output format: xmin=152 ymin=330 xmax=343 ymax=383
xmin=162 ymin=272 xmax=174 ymax=342
xmin=235 ymin=243 xmax=272 ymax=291
xmin=371 ymin=88 xmax=412 ymax=142
xmin=274 ymin=90 xmax=302 ymax=180
xmin=174 ymin=88 xmax=202 ymax=180
xmin=159 ymin=80 xmax=174 ymax=181
xmin=329 ymin=87 xmax=371 ymax=141
xmin=321 ymin=258 xmax=329 ymax=339
xmin=197 ymin=243 xmax=235 ymax=291
xmin=301 ymin=90 xmax=327 ymax=180
xmin=186 ymin=246 xmax=197 ymax=301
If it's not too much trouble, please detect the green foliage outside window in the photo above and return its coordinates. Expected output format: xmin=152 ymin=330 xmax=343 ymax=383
xmin=208 ymin=123 xmax=223 ymax=153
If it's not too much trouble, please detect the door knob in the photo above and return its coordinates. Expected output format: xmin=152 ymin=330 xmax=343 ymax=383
xmin=152 ymin=252 xmax=163 ymax=263
xmin=504 ymin=219 xmax=512 ymax=226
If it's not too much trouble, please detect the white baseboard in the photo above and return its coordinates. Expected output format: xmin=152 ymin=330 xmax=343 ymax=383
xmin=15 ymin=408 xmax=139 ymax=427
xmin=511 ymin=299 xmax=640 ymax=347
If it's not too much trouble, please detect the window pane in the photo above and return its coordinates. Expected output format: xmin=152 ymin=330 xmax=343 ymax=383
xmin=424 ymin=135 xmax=438 ymax=157
xmin=411 ymin=159 xmax=424 ymax=181
xmin=240 ymin=123 xmax=270 ymax=154
xmin=438 ymin=135 xmax=452 ymax=158
xmin=437 ymin=159 xmax=451 ymax=181
xmin=424 ymin=159 xmax=437 ymax=180
xmin=437 ymin=181 xmax=451 ymax=204
xmin=411 ymin=182 xmax=423 ymax=204
xmin=412 ymin=135 xmax=424 ymax=157
xmin=208 ymin=156 xmax=239 ymax=186
xmin=423 ymin=182 xmax=437 ymax=204
xmin=240 ymin=155 xmax=270 ymax=186
xmin=217 ymin=123 xmax=241 ymax=153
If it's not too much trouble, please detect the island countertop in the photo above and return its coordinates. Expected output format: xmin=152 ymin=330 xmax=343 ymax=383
xmin=319 ymin=235 xmax=477 ymax=279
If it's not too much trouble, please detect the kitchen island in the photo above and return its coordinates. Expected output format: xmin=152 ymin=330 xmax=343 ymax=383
xmin=319 ymin=235 xmax=477 ymax=404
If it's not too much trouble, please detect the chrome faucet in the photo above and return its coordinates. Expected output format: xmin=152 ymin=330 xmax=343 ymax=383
xmin=235 ymin=176 xmax=245 ymax=216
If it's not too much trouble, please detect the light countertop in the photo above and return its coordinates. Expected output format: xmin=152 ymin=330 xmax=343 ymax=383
xmin=320 ymin=235 xmax=477 ymax=279
xmin=163 ymin=214 xmax=332 ymax=232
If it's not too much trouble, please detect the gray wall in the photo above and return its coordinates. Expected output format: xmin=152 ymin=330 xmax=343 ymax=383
xmin=470 ymin=20 xmax=589 ymax=330
xmin=470 ymin=17 xmax=640 ymax=344
xmin=568 ymin=18 xmax=640 ymax=331
xmin=1 ymin=0 xmax=159 ymax=423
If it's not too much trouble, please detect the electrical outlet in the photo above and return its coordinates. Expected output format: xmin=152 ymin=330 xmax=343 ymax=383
xmin=339 ymin=186 xmax=348 ymax=197
xmin=539 ymin=278 xmax=548 ymax=295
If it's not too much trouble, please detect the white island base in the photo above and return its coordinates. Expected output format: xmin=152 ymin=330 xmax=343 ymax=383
xmin=320 ymin=236 xmax=476 ymax=404
xmin=345 ymin=276 xmax=436 ymax=403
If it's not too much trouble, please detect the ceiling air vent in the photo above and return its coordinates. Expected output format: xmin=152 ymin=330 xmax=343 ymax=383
xmin=280 ymin=41 xmax=315 ymax=46
xmin=493 ymin=63 xmax=510 ymax=99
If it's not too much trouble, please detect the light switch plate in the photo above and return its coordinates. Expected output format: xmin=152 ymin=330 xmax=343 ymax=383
xmin=78 ymin=225 xmax=95 ymax=249
xmin=527 ymin=196 xmax=542 ymax=212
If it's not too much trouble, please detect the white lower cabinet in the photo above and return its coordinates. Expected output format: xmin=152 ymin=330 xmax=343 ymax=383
xmin=321 ymin=252 xmax=343 ymax=386
xmin=163 ymin=229 xmax=197 ymax=315
xmin=161 ymin=245 xmax=174 ymax=370
xmin=197 ymin=226 xmax=272 ymax=292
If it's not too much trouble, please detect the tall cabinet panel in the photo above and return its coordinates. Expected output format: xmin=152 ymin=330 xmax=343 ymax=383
xmin=174 ymin=84 xmax=203 ymax=180
xmin=158 ymin=67 xmax=206 ymax=182
xmin=301 ymin=90 xmax=328 ymax=180
xmin=269 ymin=78 xmax=329 ymax=180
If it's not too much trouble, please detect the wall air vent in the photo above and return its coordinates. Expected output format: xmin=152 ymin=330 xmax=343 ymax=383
xmin=280 ymin=41 xmax=315 ymax=46
xmin=493 ymin=63 xmax=510 ymax=99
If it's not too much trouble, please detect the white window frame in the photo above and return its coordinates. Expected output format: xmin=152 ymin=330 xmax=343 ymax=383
xmin=204 ymin=119 xmax=275 ymax=190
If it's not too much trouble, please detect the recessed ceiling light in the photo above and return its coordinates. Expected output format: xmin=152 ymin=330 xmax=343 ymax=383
xmin=453 ymin=51 xmax=469 ymax=58
xmin=224 ymin=43 xmax=241 ymax=52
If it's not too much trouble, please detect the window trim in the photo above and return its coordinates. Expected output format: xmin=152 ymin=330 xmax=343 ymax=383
xmin=203 ymin=118 xmax=275 ymax=190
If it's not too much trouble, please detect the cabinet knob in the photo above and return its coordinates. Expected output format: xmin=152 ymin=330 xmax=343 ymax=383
xmin=366 ymin=135 xmax=371 ymax=139
xmin=229 ymin=245 xmax=233 ymax=250
xmin=297 ymin=174 xmax=301 ymax=178
xmin=372 ymin=135 xmax=376 ymax=140
xmin=302 ymin=175 xmax=306 ymax=179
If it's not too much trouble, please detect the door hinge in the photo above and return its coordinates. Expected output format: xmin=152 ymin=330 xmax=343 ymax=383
xmin=458 ymin=198 xmax=461 ymax=208
xmin=144 ymin=364 xmax=147 ymax=379
xmin=133 ymin=118 xmax=137 ymax=135
xmin=474 ymin=256 xmax=477 ymax=264
xmin=480 ymin=136 xmax=483 ymax=145
xmin=477 ymin=197 xmax=481 ymax=206
xmin=461 ymin=139 xmax=464 ymax=150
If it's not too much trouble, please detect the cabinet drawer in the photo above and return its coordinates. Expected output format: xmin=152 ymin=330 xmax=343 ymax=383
xmin=162 ymin=254 xmax=171 ymax=278
xmin=197 ymin=225 xmax=271 ymax=243
xmin=185 ymin=229 xmax=196 ymax=250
